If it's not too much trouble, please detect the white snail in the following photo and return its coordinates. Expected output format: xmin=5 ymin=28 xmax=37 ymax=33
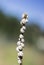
xmin=20 ymin=28 xmax=25 ymax=33
xmin=18 ymin=51 xmax=23 ymax=57
xmin=19 ymin=34 xmax=24 ymax=39
xmin=17 ymin=41 xmax=21 ymax=46
xmin=18 ymin=59 xmax=22 ymax=64
xmin=22 ymin=26 xmax=26 ymax=30
xmin=21 ymin=38 xmax=25 ymax=43
xmin=21 ymin=43 xmax=24 ymax=48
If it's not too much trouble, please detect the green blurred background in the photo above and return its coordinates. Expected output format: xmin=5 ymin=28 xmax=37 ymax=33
xmin=0 ymin=11 xmax=44 ymax=65
xmin=0 ymin=0 xmax=44 ymax=65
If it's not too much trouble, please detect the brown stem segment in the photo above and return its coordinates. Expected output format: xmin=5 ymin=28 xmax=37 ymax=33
xmin=20 ymin=63 xmax=22 ymax=65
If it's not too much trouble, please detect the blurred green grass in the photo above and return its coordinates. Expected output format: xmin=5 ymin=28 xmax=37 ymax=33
xmin=0 ymin=43 xmax=44 ymax=65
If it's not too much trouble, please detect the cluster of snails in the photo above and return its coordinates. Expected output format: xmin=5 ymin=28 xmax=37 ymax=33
xmin=16 ymin=13 xmax=28 ymax=65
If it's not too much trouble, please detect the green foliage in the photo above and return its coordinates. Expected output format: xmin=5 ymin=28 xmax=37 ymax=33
xmin=0 ymin=11 xmax=21 ymax=40
xmin=24 ymin=24 xmax=41 ymax=45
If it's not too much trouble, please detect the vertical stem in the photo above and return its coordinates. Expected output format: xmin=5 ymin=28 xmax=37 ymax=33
xmin=16 ymin=13 xmax=28 ymax=65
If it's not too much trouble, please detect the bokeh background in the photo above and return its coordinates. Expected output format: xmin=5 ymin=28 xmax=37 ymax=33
xmin=0 ymin=0 xmax=44 ymax=65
